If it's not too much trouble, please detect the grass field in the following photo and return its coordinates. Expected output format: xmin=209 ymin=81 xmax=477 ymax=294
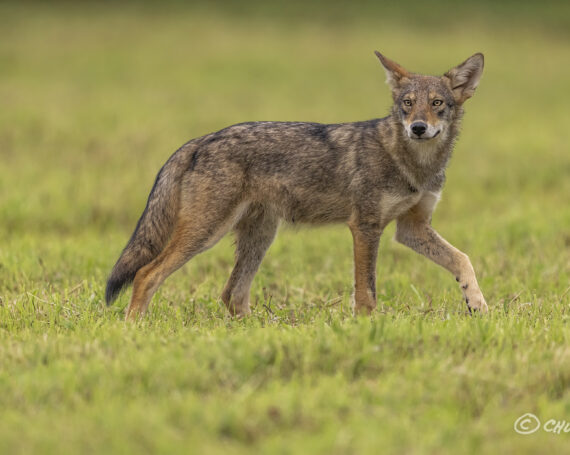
xmin=1 ymin=1 xmax=569 ymax=454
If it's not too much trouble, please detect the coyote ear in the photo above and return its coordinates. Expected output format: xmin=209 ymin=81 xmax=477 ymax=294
xmin=374 ymin=51 xmax=411 ymax=90
xmin=444 ymin=53 xmax=484 ymax=103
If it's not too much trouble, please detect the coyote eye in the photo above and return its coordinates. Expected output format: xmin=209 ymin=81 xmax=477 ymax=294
xmin=432 ymin=99 xmax=443 ymax=107
xmin=403 ymin=99 xmax=412 ymax=106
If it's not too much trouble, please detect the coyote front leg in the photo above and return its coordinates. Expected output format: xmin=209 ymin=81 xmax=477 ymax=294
xmin=395 ymin=195 xmax=488 ymax=313
xmin=349 ymin=221 xmax=382 ymax=315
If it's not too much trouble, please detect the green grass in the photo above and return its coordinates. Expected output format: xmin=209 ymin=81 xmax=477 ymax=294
xmin=1 ymin=2 xmax=569 ymax=454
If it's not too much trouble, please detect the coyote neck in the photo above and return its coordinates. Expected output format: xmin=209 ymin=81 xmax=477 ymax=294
xmin=379 ymin=114 xmax=460 ymax=191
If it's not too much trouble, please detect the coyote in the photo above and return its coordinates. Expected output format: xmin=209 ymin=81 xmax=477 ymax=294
xmin=106 ymin=51 xmax=489 ymax=320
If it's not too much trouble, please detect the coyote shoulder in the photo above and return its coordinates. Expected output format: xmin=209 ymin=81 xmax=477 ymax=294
xmin=106 ymin=51 xmax=489 ymax=320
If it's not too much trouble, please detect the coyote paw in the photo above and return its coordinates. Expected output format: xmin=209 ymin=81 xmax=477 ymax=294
xmin=233 ymin=307 xmax=251 ymax=318
xmin=221 ymin=291 xmax=251 ymax=317
xmin=228 ymin=302 xmax=251 ymax=318
xmin=351 ymin=290 xmax=376 ymax=316
xmin=463 ymin=286 xmax=488 ymax=314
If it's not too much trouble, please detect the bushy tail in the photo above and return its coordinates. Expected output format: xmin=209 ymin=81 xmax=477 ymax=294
xmin=105 ymin=150 xmax=188 ymax=305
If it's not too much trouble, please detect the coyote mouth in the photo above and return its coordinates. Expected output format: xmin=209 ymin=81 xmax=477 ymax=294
xmin=411 ymin=130 xmax=440 ymax=141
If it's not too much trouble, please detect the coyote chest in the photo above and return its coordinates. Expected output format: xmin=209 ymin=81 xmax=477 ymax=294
xmin=379 ymin=191 xmax=424 ymax=222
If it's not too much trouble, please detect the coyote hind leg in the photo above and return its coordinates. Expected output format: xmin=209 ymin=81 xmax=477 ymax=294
xmin=221 ymin=204 xmax=279 ymax=316
xmin=125 ymin=200 xmax=246 ymax=321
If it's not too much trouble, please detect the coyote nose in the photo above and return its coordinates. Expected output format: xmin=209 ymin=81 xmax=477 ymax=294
xmin=411 ymin=122 xmax=427 ymax=136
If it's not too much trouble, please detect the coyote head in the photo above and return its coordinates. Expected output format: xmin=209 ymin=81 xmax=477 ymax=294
xmin=375 ymin=51 xmax=484 ymax=144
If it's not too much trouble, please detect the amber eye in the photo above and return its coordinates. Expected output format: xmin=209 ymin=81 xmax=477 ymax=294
xmin=432 ymin=99 xmax=443 ymax=107
xmin=403 ymin=99 xmax=412 ymax=106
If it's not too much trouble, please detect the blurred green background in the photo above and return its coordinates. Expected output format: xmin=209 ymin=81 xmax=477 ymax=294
xmin=0 ymin=1 xmax=569 ymax=454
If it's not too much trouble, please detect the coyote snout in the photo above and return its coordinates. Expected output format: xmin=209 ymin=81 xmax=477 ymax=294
xmin=409 ymin=121 xmax=440 ymax=140
xmin=106 ymin=50 xmax=488 ymax=320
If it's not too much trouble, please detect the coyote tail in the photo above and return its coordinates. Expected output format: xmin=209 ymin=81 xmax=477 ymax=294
xmin=105 ymin=149 xmax=189 ymax=305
